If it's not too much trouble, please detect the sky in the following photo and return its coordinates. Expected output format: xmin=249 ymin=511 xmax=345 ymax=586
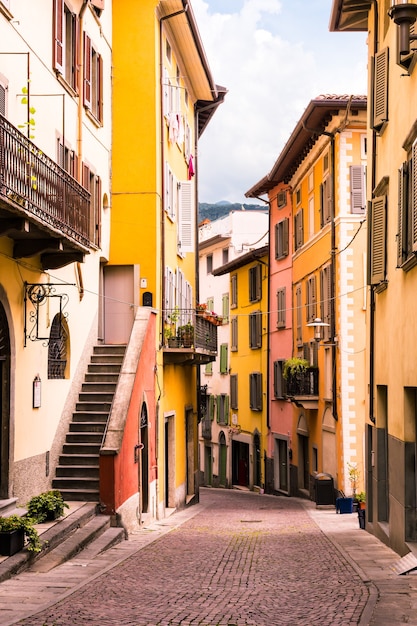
xmin=191 ymin=0 xmax=368 ymax=205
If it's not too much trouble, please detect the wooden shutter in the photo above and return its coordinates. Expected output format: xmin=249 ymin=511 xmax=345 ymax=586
xmin=350 ymin=165 xmax=365 ymax=214
xmin=398 ymin=163 xmax=407 ymax=266
xmin=277 ymin=288 xmax=286 ymax=329
xmin=179 ymin=181 xmax=194 ymax=253
xmin=220 ymin=344 xmax=228 ymax=374
xmin=83 ymin=32 xmax=92 ymax=110
xmin=208 ymin=394 xmax=215 ymax=420
xmin=53 ymin=0 xmax=64 ymax=74
xmin=373 ymin=49 xmax=388 ymax=130
xmin=0 ymin=84 xmax=6 ymax=117
xmin=295 ymin=209 xmax=304 ymax=249
xmin=296 ymin=284 xmax=302 ymax=344
xmin=230 ymin=375 xmax=238 ymax=409
xmin=370 ymin=196 xmax=386 ymax=284
xmin=97 ymin=53 xmax=103 ymax=122
xmin=231 ymin=317 xmax=238 ymax=351
xmin=222 ymin=293 xmax=229 ymax=323
xmin=216 ymin=395 xmax=221 ymax=423
xmin=412 ymin=141 xmax=417 ymax=251
xmin=231 ymin=274 xmax=237 ymax=308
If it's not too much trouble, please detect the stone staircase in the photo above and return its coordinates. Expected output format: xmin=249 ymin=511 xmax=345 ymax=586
xmin=52 ymin=345 xmax=126 ymax=501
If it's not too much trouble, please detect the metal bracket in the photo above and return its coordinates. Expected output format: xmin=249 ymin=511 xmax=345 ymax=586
xmin=24 ymin=282 xmax=71 ymax=346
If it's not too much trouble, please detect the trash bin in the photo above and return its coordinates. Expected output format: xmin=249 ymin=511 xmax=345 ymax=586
xmin=336 ymin=497 xmax=353 ymax=514
xmin=358 ymin=509 xmax=366 ymax=529
xmin=314 ymin=473 xmax=334 ymax=505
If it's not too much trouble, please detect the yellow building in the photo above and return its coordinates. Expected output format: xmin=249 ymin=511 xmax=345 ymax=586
xmin=213 ymin=246 xmax=269 ymax=490
xmin=110 ymin=0 xmax=225 ymax=522
xmin=331 ymin=0 xmax=417 ymax=555
xmin=247 ymin=96 xmax=367 ymax=500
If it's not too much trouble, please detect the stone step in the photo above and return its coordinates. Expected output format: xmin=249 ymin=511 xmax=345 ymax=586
xmin=66 ymin=432 xmax=103 ymax=444
xmin=69 ymin=421 xmax=106 ymax=433
xmin=56 ymin=465 xmax=99 ymax=478
xmin=58 ymin=453 xmax=100 ymax=466
xmin=53 ymin=477 xmax=100 ymax=492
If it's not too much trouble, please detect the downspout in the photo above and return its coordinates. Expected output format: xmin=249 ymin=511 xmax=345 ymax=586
xmin=77 ymin=1 xmax=89 ymax=180
xmin=329 ymin=133 xmax=338 ymax=422
xmin=160 ymin=3 xmax=189 ymax=348
xmin=369 ymin=1 xmax=378 ymax=426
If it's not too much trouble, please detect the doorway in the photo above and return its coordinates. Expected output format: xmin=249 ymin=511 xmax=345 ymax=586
xmin=204 ymin=445 xmax=212 ymax=486
xmin=274 ymin=437 xmax=289 ymax=493
xmin=140 ymin=403 xmax=149 ymax=514
xmin=232 ymin=440 xmax=249 ymax=487
xmin=0 ymin=302 xmax=10 ymax=499
xmin=218 ymin=432 xmax=227 ymax=487
xmin=253 ymin=432 xmax=261 ymax=488
xmin=186 ymin=408 xmax=195 ymax=497
xmin=165 ymin=415 xmax=175 ymax=508
xmin=103 ymin=265 xmax=136 ymax=344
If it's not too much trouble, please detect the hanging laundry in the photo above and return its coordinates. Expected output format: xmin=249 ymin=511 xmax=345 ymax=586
xmin=188 ymin=154 xmax=195 ymax=180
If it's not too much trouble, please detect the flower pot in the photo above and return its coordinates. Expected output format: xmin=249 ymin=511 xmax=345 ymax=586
xmin=168 ymin=337 xmax=181 ymax=348
xmin=0 ymin=528 xmax=25 ymax=556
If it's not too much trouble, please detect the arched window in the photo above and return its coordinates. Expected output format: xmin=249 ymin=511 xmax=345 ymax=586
xmin=48 ymin=314 xmax=68 ymax=379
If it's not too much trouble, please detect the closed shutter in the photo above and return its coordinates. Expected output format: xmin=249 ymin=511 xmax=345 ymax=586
xmin=83 ymin=33 xmax=92 ymax=110
xmin=397 ymin=163 xmax=407 ymax=266
xmin=222 ymin=293 xmax=229 ymax=323
xmin=370 ymin=196 xmax=386 ymax=284
xmin=208 ymin=394 xmax=215 ymax=421
xmin=230 ymin=375 xmax=238 ymax=409
xmin=220 ymin=344 xmax=228 ymax=374
xmin=373 ymin=49 xmax=388 ymax=130
xmin=0 ymin=84 xmax=5 ymax=117
xmin=223 ymin=395 xmax=229 ymax=426
xmin=350 ymin=165 xmax=365 ymax=214
xmin=231 ymin=316 xmax=238 ymax=351
xmin=412 ymin=141 xmax=417 ymax=251
xmin=179 ymin=181 xmax=194 ymax=253
xmin=53 ymin=0 xmax=64 ymax=74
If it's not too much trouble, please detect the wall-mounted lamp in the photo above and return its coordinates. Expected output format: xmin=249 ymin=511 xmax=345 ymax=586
xmin=388 ymin=1 xmax=417 ymax=56
xmin=306 ymin=317 xmax=330 ymax=343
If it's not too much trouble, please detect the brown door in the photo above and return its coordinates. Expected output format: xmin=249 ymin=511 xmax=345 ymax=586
xmin=103 ymin=265 xmax=135 ymax=344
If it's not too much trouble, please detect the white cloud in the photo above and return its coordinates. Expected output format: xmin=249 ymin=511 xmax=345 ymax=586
xmin=192 ymin=0 xmax=367 ymax=204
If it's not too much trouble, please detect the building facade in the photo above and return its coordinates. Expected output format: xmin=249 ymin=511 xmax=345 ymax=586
xmin=198 ymin=210 xmax=268 ymax=488
xmin=247 ymin=95 xmax=367 ymax=500
xmin=331 ymin=0 xmax=417 ymax=555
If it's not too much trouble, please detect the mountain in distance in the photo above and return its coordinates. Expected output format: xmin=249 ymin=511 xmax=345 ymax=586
xmin=198 ymin=200 xmax=267 ymax=223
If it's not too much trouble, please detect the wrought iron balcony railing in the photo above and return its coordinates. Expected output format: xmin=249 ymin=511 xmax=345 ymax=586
xmin=163 ymin=308 xmax=218 ymax=365
xmin=285 ymin=367 xmax=319 ymax=397
xmin=0 ymin=113 xmax=91 ymax=248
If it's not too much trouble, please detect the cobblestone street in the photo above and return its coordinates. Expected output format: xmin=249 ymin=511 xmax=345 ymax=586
xmin=13 ymin=489 xmax=371 ymax=626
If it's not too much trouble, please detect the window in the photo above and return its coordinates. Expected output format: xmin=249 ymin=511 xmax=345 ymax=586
xmin=230 ymin=375 xmax=238 ymax=409
xmin=320 ymin=266 xmax=332 ymax=342
xmin=0 ymin=75 xmax=7 ymax=117
xmin=205 ymin=361 xmax=213 ymax=375
xmin=48 ymin=314 xmax=68 ymax=379
xmin=275 ymin=218 xmax=289 ymax=259
xmin=350 ymin=165 xmax=366 ymax=214
xmin=294 ymin=209 xmax=304 ymax=251
xmin=83 ymin=33 xmax=103 ymax=123
xmin=306 ymin=275 xmax=317 ymax=322
xmin=249 ymin=311 xmax=262 ymax=349
xmin=57 ymin=138 xmax=78 ymax=178
xmin=373 ymin=48 xmax=388 ymax=131
xmin=53 ymin=0 xmax=79 ymax=92
xmin=249 ymin=264 xmax=262 ymax=302
xmin=220 ymin=343 xmax=228 ymax=374
xmin=207 ymin=254 xmax=213 ymax=274
xmin=320 ymin=177 xmax=332 ymax=226
xmin=323 ymin=153 xmax=329 ymax=172
xmin=222 ymin=247 xmax=229 ymax=264
xmin=208 ymin=394 xmax=215 ymax=421
xmin=216 ymin=394 xmax=229 ymax=425
xmin=369 ymin=195 xmax=387 ymax=285
xmin=222 ymin=293 xmax=229 ymax=323
xmin=178 ymin=181 xmax=194 ymax=254
xmin=82 ymin=163 xmax=101 ymax=246
xmin=166 ymin=39 xmax=172 ymax=63
xmin=308 ymin=196 xmax=315 ymax=239
xmin=231 ymin=274 xmax=238 ymax=308
xmin=397 ymin=141 xmax=417 ymax=270
xmin=273 ymin=361 xmax=286 ymax=399
xmin=296 ymin=188 xmax=301 ymax=205
xmin=231 ymin=316 xmax=238 ymax=351
xmin=249 ymin=372 xmax=263 ymax=411
xmin=165 ymin=163 xmax=177 ymax=220
xmin=276 ymin=287 xmax=286 ymax=329
xmin=277 ymin=190 xmax=287 ymax=208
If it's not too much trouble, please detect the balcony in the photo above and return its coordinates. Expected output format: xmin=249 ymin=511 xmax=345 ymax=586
xmin=0 ymin=114 xmax=91 ymax=270
xmin=163 ymin=309 xmax=218 ymax=365
xmin=285 ymin=367 xmax=319 ymax=409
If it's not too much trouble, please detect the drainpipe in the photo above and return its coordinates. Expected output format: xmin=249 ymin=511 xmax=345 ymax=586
xmin=329 ymin=133 xmax=338 ymax=422
xmin=77 ymin=1 xmax=89 ymax=180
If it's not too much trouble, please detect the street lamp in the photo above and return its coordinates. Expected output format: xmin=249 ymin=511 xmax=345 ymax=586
xmin=388 ymin=1 xmax=417 ymax=56
xmin=306 ymin=317 xmax=330 ymax=343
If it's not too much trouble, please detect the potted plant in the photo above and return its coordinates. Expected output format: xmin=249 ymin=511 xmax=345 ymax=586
xmin=178 ymin=322 xmax=194 ymax=347
xmin=357 ymin=491 xmax=366 ymax=509
xmin=282 ymin=357 xmax=309 ymax=380
xmin=27 ymin=489 xmax=69 ymax=522
xmin=347 ymin=462 xmax=360 ymax=500
xmin=0 ymin=514 xmax=41 ymax=555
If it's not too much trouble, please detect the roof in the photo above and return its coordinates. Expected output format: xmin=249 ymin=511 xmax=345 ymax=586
xmin=329 ymin=0 xmax=371 ymax=32
xmin=245 ymin=94 xmax=367 ymax=198
xmin=212 ymin=245 xmax=269 ymax=276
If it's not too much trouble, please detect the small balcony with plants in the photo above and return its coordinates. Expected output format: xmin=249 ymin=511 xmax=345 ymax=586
xmin=0 ymin=113 xmax=91 ymax=270
xmin=283 ymin=357 xmax=319 ymax=409
xmin=163 ymin=307 xmax=218 ymax=365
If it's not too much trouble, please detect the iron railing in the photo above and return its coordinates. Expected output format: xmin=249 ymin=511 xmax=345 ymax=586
xmin=0 ymin=114 xmax=91 ymax=247
xmin=285 ymin=367 xmax=319 ymax=397
xmin=164 ymin=308 xmax=218 ymax=352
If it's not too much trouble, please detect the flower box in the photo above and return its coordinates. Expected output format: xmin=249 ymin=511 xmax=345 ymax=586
xmin=0 ymin=528 xmax=25 ymax=556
